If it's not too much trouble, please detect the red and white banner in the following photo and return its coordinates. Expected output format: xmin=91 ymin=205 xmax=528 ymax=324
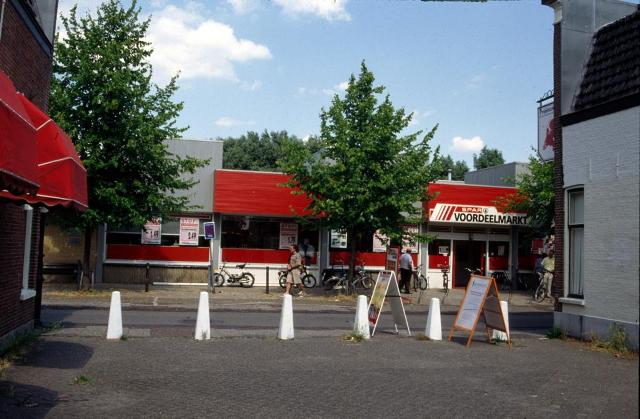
xmin=179 ymin=217 xmax=200 ymax=246
xmin=430 ymin=204 xmax=527 ymax=226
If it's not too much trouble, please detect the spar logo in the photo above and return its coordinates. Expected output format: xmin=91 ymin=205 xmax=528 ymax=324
xmin=430 ymin=204 xmax=527 ymax=226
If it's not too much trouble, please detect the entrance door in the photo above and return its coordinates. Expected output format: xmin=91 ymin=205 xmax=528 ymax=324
xmin=453 ymin=240 xmax=485 ymax=288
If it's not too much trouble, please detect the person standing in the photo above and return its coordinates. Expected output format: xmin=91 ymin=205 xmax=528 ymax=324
xmin=399 ymin=248 xmax=414 ymax=294
xmin=285 ymin=244 xmax=305 ymax=297
xmin=541 ymin=248 xmax=555 ymax=298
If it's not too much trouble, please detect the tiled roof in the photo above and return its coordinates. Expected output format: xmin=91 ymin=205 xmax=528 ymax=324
xmin=574 ymin=10 xmax=640 ymax=111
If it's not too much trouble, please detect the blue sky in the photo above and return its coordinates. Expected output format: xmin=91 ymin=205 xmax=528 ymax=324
xmin=57 ymin=0 xmax=555 ymax=166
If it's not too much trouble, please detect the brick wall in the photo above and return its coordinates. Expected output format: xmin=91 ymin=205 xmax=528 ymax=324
xmin=0 ymin=0 xmax=53 ymax=110
xmin=0 ymin=203 xmax=41 ymax=337
xmin=552 ymin=21 xmax=564 ymax=310
xmin=0 ymin=0 xmax=54 ymax=340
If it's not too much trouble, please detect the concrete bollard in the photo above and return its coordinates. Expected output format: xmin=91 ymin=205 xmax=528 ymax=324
xmin=195 ymin=291 xmax=211 ymax=340
xmin=278 ymin=294 xmax=294 ymax=340
xmin=425 ymin=298 xmax=442 ymax=341
xmin=106 ymin=291 xmax=123 ymax=340
xmin=492 ymin=300 xmax=510 ymax=342
xmin=353 ymin=295 xmax=371 ymax=339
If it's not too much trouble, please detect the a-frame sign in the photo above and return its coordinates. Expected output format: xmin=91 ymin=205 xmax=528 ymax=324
xmin=367 ymin=271 xmax=411 ymax=336
xmin=448 ymin=275 xmax=511 ymax=347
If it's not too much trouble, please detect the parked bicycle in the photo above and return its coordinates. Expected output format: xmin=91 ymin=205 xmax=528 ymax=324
xmin=323 ymin=261 xmax=374 ymax=292
xmin=438 ymin=264 xmax=450 ymax=293
xmin=533 ymin=269 xmax=552 ymax=302
xmin=278 ymin=265 xmax=317 ymax=289
xmin=212 ymin=263 xmax=255 ymax=287
xmin=411 ymin=264 xmax=429 ymax=291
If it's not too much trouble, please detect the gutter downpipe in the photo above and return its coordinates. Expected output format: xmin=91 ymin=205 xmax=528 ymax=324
xmin=0 ymin=0 xmax=7 ymax=43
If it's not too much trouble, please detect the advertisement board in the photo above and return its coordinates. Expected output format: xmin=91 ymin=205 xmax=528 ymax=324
xmin=367 ymin=271 xmax=410 ymax=336
xmin=538 ymin=101 xmax=554 ymax=162
xmin=430 ymin=204 xmax=527 ymax=226
xmin=372 ymin=230 xmax=388 ymax=252
xmin=279 ymin=223 xmax=299 ymax=249
xmin=179 ymin=218 xmax=200 ymax=246
xmin=141 ymin=218 xmax=162 ymax=245
xmin=203 ymin=222 xmax=215 ymax=240
xmin=330 ymin=230 xmax=347 ymax=249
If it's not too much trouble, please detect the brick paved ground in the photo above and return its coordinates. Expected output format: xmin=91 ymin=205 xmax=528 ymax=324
xmin=1 ymin=333 xmax=637 ymax=418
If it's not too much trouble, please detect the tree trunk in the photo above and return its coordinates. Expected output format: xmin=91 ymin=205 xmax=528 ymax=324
xmin=347 ymin=228 xmax=357 ymax=295
xmin=82 ymin=227 xmax=93 ymax=290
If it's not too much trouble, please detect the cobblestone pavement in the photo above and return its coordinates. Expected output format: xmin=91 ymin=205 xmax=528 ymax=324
xmin=1 ymin=334 xmax=637 ymax=418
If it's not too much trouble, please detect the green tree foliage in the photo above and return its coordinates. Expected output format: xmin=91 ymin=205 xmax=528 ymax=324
xmin=50 ymin=1 xmax=206 ymax=268
xmin=495 ymin=155 xmax=554 ymax=235
xmin=432 ymin=154 xmax=469 ymax=180
xmin=473 ymin=146 xmax=505 ymax=169
xmin=222 ymin=130 xmax=302 ymax=171
xmin=280 ymin=62 xmax=438 ymax=280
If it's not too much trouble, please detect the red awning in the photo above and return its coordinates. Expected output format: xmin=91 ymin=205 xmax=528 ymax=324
xmin=0 ymin=70 xmax=39 ymax=195
xmin=0 ymin=94 xmax=88 ymax=211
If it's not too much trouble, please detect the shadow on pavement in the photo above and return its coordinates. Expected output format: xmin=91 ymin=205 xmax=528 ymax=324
xmin=21 ymin=340 xmax=93 ymax=370
xmin=0 ymin=381 xmax=58 ymax=419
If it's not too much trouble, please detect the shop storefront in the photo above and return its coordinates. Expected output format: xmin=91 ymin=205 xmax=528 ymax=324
xmin=423 ymin=182 xmax=533 ymax=288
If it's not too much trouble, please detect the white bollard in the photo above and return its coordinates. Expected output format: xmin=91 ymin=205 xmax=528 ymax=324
xmin=353 ymin=295 xmax=371 ymax=339
xmin=194 ymin=291 xmax=211 ymax=340
xmin=425 ymin=298 xmax=442 ymax=341
xmin=492 ymin=300 xmax=510 ymax=342
xmin=278 ymin=294 xmax=294 ymax=340
xmin=106 ymin=291 xmax=123 ymax=340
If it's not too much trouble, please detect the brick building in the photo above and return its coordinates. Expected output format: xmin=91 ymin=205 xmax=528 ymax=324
xmin=543 ymin=0 xmax=639 ymax=349
xmin=1 ymin=0 xmax=86 ymax=346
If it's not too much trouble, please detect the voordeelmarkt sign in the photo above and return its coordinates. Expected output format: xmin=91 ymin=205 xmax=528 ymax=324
xmin=430 ymin=204 xmax=527 ymax=226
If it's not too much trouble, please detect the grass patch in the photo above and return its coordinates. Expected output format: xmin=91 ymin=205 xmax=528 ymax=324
xmin=546 ymin=327 xmax=565 ymax=339
xmin=416 ymin=333 xmax=429 ymax=341
xmin=72 ymin=375 xmax=94 ymax=385
xmin=46 ymin=288 xmax=111 ymax=298
xmin=342 ymin=332 xmax=367 ymax=343
xmin=589 ymin=324 xmax=635 ymax=357
xmin=0 ymin=323 xmax=64 ymax=379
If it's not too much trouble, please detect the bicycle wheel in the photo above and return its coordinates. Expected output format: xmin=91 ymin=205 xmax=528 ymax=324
xmin=534 ymin=284 xmax=546 ymax=302
xmin=361 ymin=273 xmax=374 ymax=289
xmin=240 ymin=273 xmax=255 ymax=287
xmin=324 ymin=276 xmax=340 ymax=291
xmin=278 ymin=273 xmax=287 ymax=289
xmin=442 ymin=274 xmax=449 ymax=290
xmin=418 ymin=274 xmax=428 ymax=291
xmin=212 ymin=273 xmax=224 ymax=287
xmin=302 ymin=273 xmax=316 ymax=288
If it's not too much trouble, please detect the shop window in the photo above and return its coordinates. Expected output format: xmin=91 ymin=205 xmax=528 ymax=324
xmin=568 ymin=189 xmax=584 ymax=298
xmin=221 ymin=216 xmax=318 ymax=252
xmin=488 ymin=242 xmax=509 ymax=258
xmin=428 ymin=239 xmax=450 ymax=269
xmin=107 ymin=217 xmax=209 ymax=247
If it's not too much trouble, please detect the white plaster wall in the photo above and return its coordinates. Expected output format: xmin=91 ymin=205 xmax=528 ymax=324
xmin=563 ymin=107 xmax=640 ymax=323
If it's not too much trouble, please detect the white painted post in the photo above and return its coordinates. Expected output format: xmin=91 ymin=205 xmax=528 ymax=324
xmin=106 ymin=291 xmax=123 ymax=339
xmin=278 ymin=294 xmax=294 ymax=340
xmin=353 ymin=295 xmax=370 ymax=339
xmin=492 ymin=300 xmax=510 ymax=342
xmin=425 ymin=298 xmax=442 ymax=340
xmin=195 ymin=291 xmax=211 ymax=340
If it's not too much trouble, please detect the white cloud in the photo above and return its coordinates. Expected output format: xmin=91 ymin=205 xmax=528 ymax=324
xmin=451 ymin=136 xmax=484 ymax=153
xmin=322 ymin=81 xmax=349 ymax=96
xmin=336 ymin=81 xmax=349 ymax=91
xmin=408 ymin=109 xmax=436 ymax=126
xmin=466 ymin=73 xmax=486 ymax=89
xmin=214 ymin=116 xmax=255 ymax=127
xmin=240 ymin=80 xmax=263 ymax=91
xmin=227 ymin=0 xmax=260 ymax=14
xmin=147 ymin=4 xmax=272 ymax=83
xmin=302 ymin=134 xmax=311 ymax=142
xmin=274 ymin=0 xmax=351 ymax=21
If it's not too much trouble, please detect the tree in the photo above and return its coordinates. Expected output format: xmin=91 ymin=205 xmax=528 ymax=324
xmin=280 ymin=62 xmax=438 ymax=286
xmin=222 ymin=130 xmax=301 ymax=171
xmin=50 ymin=0 xmax=206 ymax=279
xmin=473 ymin=146 xmax=505 ymax=170
xmin=432 ymin=154 xmax=469 ymax=180
xmin=495 ymin=155 xmax=554 ymax=235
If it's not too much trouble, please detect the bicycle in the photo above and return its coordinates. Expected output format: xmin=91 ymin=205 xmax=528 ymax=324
xmin=323 ymin=262 xmax=374 ymax=292
xmin=491 ymin=270 xmax=513 ymax=301
xmin=438 ymin=265 xmax=450 ymax=293
xmin=533 ymin=270 xmax=552 ymax=302
xmin=212 ymin=263 xmax=255 ymax=287
xmin=278 ymin=265 xmax=317 ymax=289
xmin=411 ymin=264 xmax=429 ymax=291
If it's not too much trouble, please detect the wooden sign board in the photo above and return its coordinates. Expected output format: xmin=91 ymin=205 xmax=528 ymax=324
xmin=367 ymin=271 xmax=411 ymax=337
xmin=449 ymin=275 xmax=510 ymax=347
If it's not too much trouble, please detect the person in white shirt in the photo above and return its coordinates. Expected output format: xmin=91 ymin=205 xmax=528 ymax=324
xmin=399 ymin=248 xmax=414 ymax=294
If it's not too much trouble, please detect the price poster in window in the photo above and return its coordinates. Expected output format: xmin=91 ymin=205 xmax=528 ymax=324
xmin=179 ymin=218 xmax=200 ymax=246
xmin=141 ymin=217 xmax=162 ymax=245
xmin=372 ymin=230 xmax=388 ymax=252
xmin=330 ymin=230 xmax=348 ymax=249
xmin=279 ymin=223 xmax=299 ymax=249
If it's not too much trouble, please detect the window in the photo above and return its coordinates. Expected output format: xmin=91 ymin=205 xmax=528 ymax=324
xmin=221 ymin=216 xmax=318 ymax=251
xmin=568 ymin=189 xmax=584 ymax=298
xmin=107 ymin=217 xmax=210 ymax=247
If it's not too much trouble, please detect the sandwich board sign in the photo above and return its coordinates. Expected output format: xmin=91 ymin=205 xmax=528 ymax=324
xmin=448 ymin=275 xmax=511 ymax=347
xmin=367 ymin=270 xmax=411 ymax=336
